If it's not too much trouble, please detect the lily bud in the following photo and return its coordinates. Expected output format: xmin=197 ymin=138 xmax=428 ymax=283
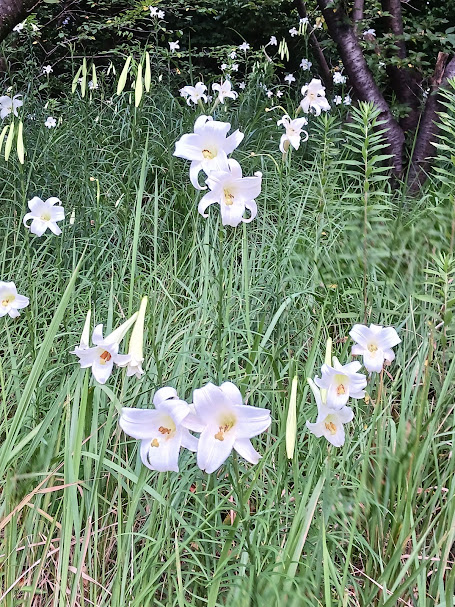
xmin=127 ymin=296 xmax=148 ymax=379
xmin=104 ymin=311 xmax=138 ymax=347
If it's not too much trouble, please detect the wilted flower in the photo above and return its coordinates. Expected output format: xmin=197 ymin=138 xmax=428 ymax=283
xmin=284 ymin=73 xmax=296 ymax=84
xmin=173 ymin=115 xmax=244 ymax=190
xmin=0 ymin=282 xmax=29 ymax=318
xmin=269 ymin=35 xmax=278 ymax=45
xmin=300 ymin=58 xmax=312 ymax=70
xmin=23 ymin=196 xmax=65 ymax=237
xmin=344 ymin=95 xmax=352 ymax=105
xmin=120 ymin=387 xmax=198 ymax=472
xmin=333 ymin=72 xmax=346 ymax=85
xmin=0 ymin=95 xmax=23 ymax=119
xmin=42 ymin=65 xmax=53 ymax=75
xmin=185 ymin=382 xmax=271 ymax=474
xmin=198 ymin=159 xmax=261 ymax=227
xmin=300 ymin=79 xmax=331 ymax=115
xmin=349 ymin=324 xmax=401 ymax=373
xmin=289 ymin=27 xmax=298 ymax=37
xmin=334 ymin=95 xmax=342 ymax=105
xmin=212 ymin=80 xmax=238 ymax=104
xmin=169 ymin=41 xmax=180 ymax=52
xmin=306 ymin=379 xmax=354 ymax=447
xmin=45 ymin=116 xmax=56 ymax=128
xmin=180 ymin=82 xmax=207 ymax=105
xmin=126 ymin=296 xmax=148 ymax=379
xmin=314 ymin=358 xmax=366 ymax=410
xmin=72 ymin=314 xmax=137 ymax=384
xmin=238 ymin=42 xmax=250 ymax=52
xmin=277 ymin=115 xmax=308 ymax=153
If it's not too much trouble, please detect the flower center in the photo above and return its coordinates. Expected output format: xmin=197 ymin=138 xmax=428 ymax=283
xmin=158 ymin=425 xmax=172 ymax=435
xmin=157 ymin=416 xmax=176 ymax=439
xmin=308 ymin=92 xmax=316 ymax=101
xmin=334 ymin=374 xmax=347 ymax=396
xmin=40 ymin=212 xmax=51 ymax=221
xmin=324 ymin=420 xmax=337 ymax=435
xmin=214 ymin=415 xmax=236 ymax=441
xmin=1 ymin=295 xmax=14 ymax=307
xmin=223 ymin=189 xmax=234 ymax=206
xmin=368 ymin=343 xmax=378 ymax=354
xmin=202 ymin=148 xmax=215 ymax=159
xmin=99 ymin=350 xmax=112 ymax=365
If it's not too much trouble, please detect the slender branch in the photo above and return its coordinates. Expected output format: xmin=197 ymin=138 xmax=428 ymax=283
xmin=352 ymin=0 xmax=364 ymax=23
xmin=408 ymin=53 xmax=455 ymax=188
xmin=294 ymin=0 xmax=332 ymax=90
xmin=381 ymin=0 xmax=421 ymax=131
xmin=0 ymin=0 xmax=41 ymax=42
xmin=316 ymin=0 xmax=405 ymax=172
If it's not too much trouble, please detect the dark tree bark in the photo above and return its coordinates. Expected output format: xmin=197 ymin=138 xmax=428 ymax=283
xmin=294 ymin=0 xmax=333 ymax=90
xmin=316 ymin=0 xmax=405 ymax=172
xmin=408 ymin=54 xmax=455 ymax=188
xmin=381 ymin=0 xmax=421 ymax=132
xmin=0 ymin=0 xmax=41 ymax=43
xmin=352 ymin=0 xmax=364 ymax=23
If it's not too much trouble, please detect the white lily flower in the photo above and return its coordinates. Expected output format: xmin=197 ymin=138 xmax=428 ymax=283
xmin=276 ymin=89 xmax=283 ymax=98
xmin=127 ymin=296 xmax=148 ymax=379
xmin=120 ymin=387 xmax=198 ymax=472
xmin=169 ymin=41 xmax=180 ymax=52
xmin=239 ymin=81 xmax=246 ymax=90
xmin=13 ymin=22 xmax=25 ymax=33
xmin=43 ymin=65 xmax=53 ymax=75
xmin=300 ymin=58 xmax=312 ymax=70
xmin=0 ymin=281 xmax=29 ymax=318
xmin=231 ymin=64 xmax=239 ymax=72
xmin=229 ymin=51 xmax=237 ymax=59
xmin=186 ymin=382 xmax=271 ymax=474
xmin=0 ymin=95 xmax=23 ymax=119
xmin=73 ymin=313 xmax=138 ymax=384
xmin=349 ymin=323 xmax=401 ymax=373
xmin=334 ymin=95 xmax=342 ymax=105
xmin=277 ymin=114 xmax=308 ymax=153
xmin=300 ymin=17 xmax=309 ymax=25
xmin=173 ymin=115 xmax=244 ymax=190
xmin=314 ymin=358 xmax=367 ymax=410
xmin=333 ymin=72 xmax=346 ymax=85
xmin=45 ymin=116 xmax=56 ymax=128
xmin=266 ymin=90 xmax=273 ymax=98
xmin=306 ymin=379 xmax=353 ymax=448
xmin=284 ymin=73 xmax=296 ymax=84
xmin=364 ymin=28 xmax=376 ymax=38
xmin=157 ymin=10 xmax=165 ymax=18
xmin=300 ymin=79 xmax=331 ymax=115
xmin=198 ymin=158 xmax=261 ymax=227
xmin=344 ymin=95 xmax=352 ymax=106
xmin=289 ymin=27 xmax=298 ymax=37
xmin=23 ymin=196 xmax=65 ymax=237
xmin=238 ymin=42 xmax=250 ymax=52
xmin=180 ymin=82 xmax=207 ymax=105
xmin=269 ymin=35 xmax=277 ymax=46
xmin=212 ymin=80 xmax=238 ymax=104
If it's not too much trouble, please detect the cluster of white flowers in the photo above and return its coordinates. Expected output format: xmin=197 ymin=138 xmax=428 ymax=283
xmin=149 ymin=6 xmax=165 ymax=19
xmin=180 ymin=80 xmax=237 ymax=108
xmin=307 ymin=325 xmax=401 ymax=447
xmin=120 ymin=381 xmax=271 ymax=473
xmin=174 ymin=115 xmax=261 ymax=227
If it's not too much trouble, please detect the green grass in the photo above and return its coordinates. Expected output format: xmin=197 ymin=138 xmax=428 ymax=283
xmin=0 ymin=81 xmax=454 ymax=607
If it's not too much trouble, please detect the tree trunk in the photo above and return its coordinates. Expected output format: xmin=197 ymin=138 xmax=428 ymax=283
xmin=408 ymin=54 xmax=455 ymax=189
xmin=0 ymin=0 xmax=40 ymax=43
xmin=316 ymin=0 xmax=405 ymax=172
xmin=352 ymin=0 xmax=364 ymax=23
xmin=294 ymin=0 xmax=332 ymax=90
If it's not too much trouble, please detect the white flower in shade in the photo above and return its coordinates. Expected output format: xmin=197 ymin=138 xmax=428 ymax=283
xmin=300 ymin=17 xmax=309 ymax=25
xmin=31 ymin=23 xmax=39 ymax=32
xmin=212 ymin=80 xmax=238 ymax=104
xmin=229 ymin=50 xmax=237 ymax=59
xmin=334 ymin=95 xmax=342 ymax=105
xmin=180 ymin=82 xmax=207 ymax=105
xmin=349 ymin=324 xmax=401 ymax=373
xmin=300 ymin=58 xmax=312 ymax=70
xmin=72 ymin=314 xmax=137 ymax=384
xmin=149 ymin=6 xmax=158 ymax=16
xmin=0 ymin=95 xmax=23 ymax=119
xmin=231 ymin=64 xmax=239 ymax=72
xmin=284 ymin=73 xmax=296 ymax=84
xmin=126 ymin=296 xmax=148 ymax=379
xmin=269 ymin=35 xmax=277 ymax=45
xmin=13 ymin=22 xmax=25 ymax=32
xmin=238 ymin=81 xmax=246 ymax=90
xmin=238 ymin=42 xmax=250 ymax=52
xmin=344 ymin=95 xmax=352 ymax=105
xmin=300 ymin=79 xmax=331 ymax=115
xmin=45 ymin=116 xmax=56 ymax=128
xmin=289 ymin=27 xmax=298 ymax=37
xmin=364 ymin=28 xmax=376 ymax=38
xmin=88 ymin=80 xmax=98 ymax=90
xmin=0 ymin=282 xmax=29 ymax=318
xmin=173 ymin=115 xmax=244 ymax=190
xmin=306 ymin=379 xmax=354 ymax=448
xmin=277 ymin=115 xmax=309 ymax=153
xmin=23 ymin=196 xmax=65 ymax=237
xmin=198 ymin=159 xmax=261 ymax=227
xmin=220 ymin=63 xmax=228 ymax=71
xmin=266 ymin=90 xmax=273 ymax=98
xmin=42 ymin=65 xmax=53 ymax=75
xmin=276 ymin=89 xmax=283 ymax=98
xmin=185 ymin=382 xmax=271 ymax=474
xmin=120 ymin=387 xmax=198 ymax=472
xmin=157 ymin=10 xmax=165 ymax=18
xmin=314 ymin=358 xmax=367 ymax=410
xmin=333 ymin=72 xmax=346 ymax=85
xmin=169 ymin=41 xmax=180 ymax=52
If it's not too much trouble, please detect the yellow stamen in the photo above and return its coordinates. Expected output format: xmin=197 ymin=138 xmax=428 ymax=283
xmin=336 ymin=384 xmax=346 ymax=396
xmin=325 ymin=421 xmax=337 ymax=435
xmin=151 ymin=438 xmax=160 ymax=447
xmin=202 ymin=149 xmax=215 ymax=159
xmin=99 ymin=350 xmax=112 ymax=365
xmin=40 ymin=212 xmax=51 ymax=221
xmin=158 ymin=426 xmax=171 ymax=435
xmin=1 ymin=296 xmax=13 ymax=307
xmin=223 ymin=189 xmax=234 ymax=206
xmin=368 ymin=343 xmax=378 ymax=353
